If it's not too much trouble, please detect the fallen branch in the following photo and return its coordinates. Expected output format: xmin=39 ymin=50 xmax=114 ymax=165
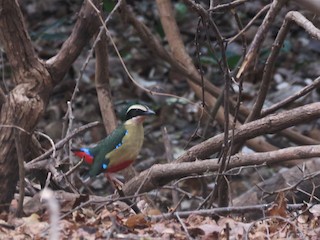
xmin=176 ymin=102 xmax=320 ymax=163
xmin=123 ymin=102 xmax=320 ymax=195
xmin=123 ymin=144 xmax=320 ymax=196
xmin=150 ymin=203 xmax=305 ymax=220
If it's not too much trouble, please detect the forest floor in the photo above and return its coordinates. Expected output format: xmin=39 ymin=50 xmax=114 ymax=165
xmin=1 ymin=0 xmax=320 ymax=239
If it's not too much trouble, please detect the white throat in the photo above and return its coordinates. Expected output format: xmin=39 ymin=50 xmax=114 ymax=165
xmin=126 ymin=116 xmax=146 ymax=125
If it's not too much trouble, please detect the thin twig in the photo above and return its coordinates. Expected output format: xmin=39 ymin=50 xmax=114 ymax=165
xmin=245 ymin=215 xmax=305 ymax=240
xmin=162 ymin=126 xmax=180 ymax=209
xmin=209 ymin=0 xmax=251 ymax=12
xmin=236 ymin=0 xmax=289 ymax=79
xmin=261 ymin=76 xmax=320 ymax=117
xmin=65 ymin=158 xmax=84 ymax=177
xmin=14 ymin=128 xmax=25 ymax=217
xmin=245 ymin=11 xmax=320 ymax=127
xmin=175 ymin=213 xmax=192 ymax=240
xmin=228 ymin=4 xmax=271 ymax=43
xmin=0 ymin=124 xmax=30 ymax=135
xmin=66 ymin=101 xmax=75 ymax=185
xmin=195 ymin=17 xmax=206 ymax=108
xmin=60 ymin=0 xmax=121 ymax=140
xmin=25 ymin=121 xmax=100 ymax=169
xmin=35 ymin=131 xmax=56 ymax=159
xmin=151 ymin=203 xmax=305 ymax=221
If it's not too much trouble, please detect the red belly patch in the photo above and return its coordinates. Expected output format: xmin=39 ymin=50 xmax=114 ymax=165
xmin=107 ymin=160 xmax=134 ymax=173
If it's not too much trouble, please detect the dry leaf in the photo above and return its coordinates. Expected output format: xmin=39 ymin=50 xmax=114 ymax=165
xmin=309 ymin=204 xmax=320 ymax=217
xmin=147 ymin=208 xmax=162 ymax=216
xmin=266 ymin=192 xmax=288 ymax=217
xmin=125 ymin=214 xmax=151 ymax=229
xmin=188 ymin=224 xmax=222 ymax=238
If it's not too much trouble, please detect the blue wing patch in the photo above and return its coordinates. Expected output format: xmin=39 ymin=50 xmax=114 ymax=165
xmin=115 ymin=143 xmax=122 ymax=149
xmin=80 ymin=147 xmax=93 ymax=157
xmin=115 ymin=130 xmax=128 ymax=149
xmin=102 ymin=163 xmax=108 ymax=170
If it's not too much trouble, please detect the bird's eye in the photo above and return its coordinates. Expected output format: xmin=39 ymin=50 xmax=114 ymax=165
xmin=102 ymin=163 xmax=108 ymax=170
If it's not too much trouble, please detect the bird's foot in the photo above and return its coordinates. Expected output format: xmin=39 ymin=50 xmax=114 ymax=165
xmin=105 ymin=173 xmax=124 ymax=190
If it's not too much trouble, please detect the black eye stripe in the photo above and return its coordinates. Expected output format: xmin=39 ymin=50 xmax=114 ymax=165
xmin=126 ymin=109 xmax=146 ymax=120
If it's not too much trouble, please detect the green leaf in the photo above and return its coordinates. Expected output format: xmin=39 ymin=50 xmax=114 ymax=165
xmin=225 ymin=51 xmax=241 ymax=69
xmin=174 ymin=2 xmax=188 ymax=21
xmin=200 ymin=50 xmax=241 ymax=69
xmin=281 ymin=40 xmax=292 ymax=53
xmin=103 ymin=0 xmax=116 ymax=13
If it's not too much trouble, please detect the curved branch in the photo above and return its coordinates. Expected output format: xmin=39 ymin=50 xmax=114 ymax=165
xmin=246 ymin=11 xmax=320 ymax=123
xmin=0 ymin=0 xmax=39 ymax=84
xmin=236 ymin=0 xmax=289 ymax=79
xmin=46 ymin=0 xmax=101 ymax=84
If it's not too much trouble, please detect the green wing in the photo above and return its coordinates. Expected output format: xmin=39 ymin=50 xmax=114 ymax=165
xmin=88 ymin=124 xmax=127 ymax=177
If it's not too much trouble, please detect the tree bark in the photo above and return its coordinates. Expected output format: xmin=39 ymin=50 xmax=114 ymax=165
xmin=0 ymin=0 xmax=101 ymax=212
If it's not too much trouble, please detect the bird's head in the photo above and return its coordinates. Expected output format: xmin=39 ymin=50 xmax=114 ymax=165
xmin=125 ymin=104 xmax=155 ymax=123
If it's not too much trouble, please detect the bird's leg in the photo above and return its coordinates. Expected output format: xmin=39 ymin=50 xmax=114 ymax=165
xmin=105 ymin=173 xmax=141 ymax=214
xmin=105 ymin=173 xmax=124 ymax=190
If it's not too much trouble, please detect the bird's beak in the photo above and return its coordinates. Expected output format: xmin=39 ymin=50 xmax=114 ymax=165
xmin=145 ymin=109 xmax=155 ymax=116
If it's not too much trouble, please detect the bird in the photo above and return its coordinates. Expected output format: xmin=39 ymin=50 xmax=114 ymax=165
xmin=72 ymin=104 xmax=155 ymax=179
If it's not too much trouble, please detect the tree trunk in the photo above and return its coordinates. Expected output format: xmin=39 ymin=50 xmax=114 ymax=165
xmin=0 ymin=70 xmax=52 ymax=211
xmin=0 ymin=0 xmax=101 ymax=212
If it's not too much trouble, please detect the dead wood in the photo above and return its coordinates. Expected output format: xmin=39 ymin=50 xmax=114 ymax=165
xmin=95 ymin=30 xmax=117 ymax=134
xmin=120 ymin=0 xmax=319 ymax=157
xmin=233 ymin=159 xmax=320 ymax=208
xmin=123 ymin=103 xmax=320 ymax=195
xmin=123 ymin=144 xmax=320 ymax=196
xmin=0 ymin=0 xmax=102 ymax=211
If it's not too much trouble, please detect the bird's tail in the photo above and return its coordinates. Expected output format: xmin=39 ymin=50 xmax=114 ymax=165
xmin=71 ymin=148 xmax=94 ymax=165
